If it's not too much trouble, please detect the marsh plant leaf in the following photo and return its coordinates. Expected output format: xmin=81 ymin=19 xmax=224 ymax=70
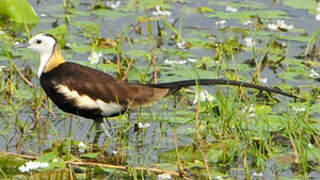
xmin=257 ymin=31 xmax=311 ymax=42
xmin=278 ymin=70 xmax=307 ymax=81
xmin=38 ymin=152 xmax=58 ymax=162
xmin=0 ymin=155 xmax=26 ymax=177
xmin=81 ymin=152 xmax=100 ymax=159
xmin=126 ymin=67 xmax=142 ymax=81
xmin=0 ymin=0 xmax=39 ymax=24
xmin=311 ymin=118 xmax=320 ymax=132
xmin=160 ymin=139 xmax=238 ymax=165
xmin=282 ymin=0 xmax=318 ymax=15
xmin=45 ymin=24 xmax=68 ymax=47
xmin=209 ymin=1 xmax=267 ymax=9
xmin=198 ymin=6 xmax=214 ymax=14
xmin=308 ymin=145 xmax=320 ymax=161
xmin=125 ymin=50 xmax=149 ymax=58
xmin=15 ymin=89 xmax=33 ymax=100
xmin=255 ymin=115 xmax=285 ymax=131
xmin=69 ymin=43 xmax=91 ymax=53
xmin=158 ymin=48 xmax=193 ymax=59
xmin=47 ymin=161 xmax=66 ymax=170
xmin=17 ymin=168 xmax=70 ymax=179
xmin=91 ymin=9 xmax=129 ymax=19
xmin=164 ymin=110 xmax=194 ymax=124
xmin=125 ymin=0 xmax=169 ymax=12
xmin=160 ymin=67 xmax=217 ymax=82
xmin=254 ymin=105 xmax=272 ymax=115
xmin=185 ymin=37 xmax=213 ymax=48
xmin=205 ymin=10 xmax=289 ymax=20
xmin=71 ymin=20 xmax=100 ymax=34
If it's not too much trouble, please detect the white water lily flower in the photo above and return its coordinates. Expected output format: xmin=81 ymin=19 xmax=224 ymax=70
xmin=138 ymin=122 xmax=151 ymax=129
xmin=0 ymin=65 xmax=6 ymax=72
xmin=252 ymin=172 xmax=263 ymax=177
xmin=292 ymin=106 xmax=306 ymax=113
xmin=243 ymin=20 xmax=252 ymax=26
xmin=187 ymin=58 xmax=197 ymax=62
xmin=179 ymin=60 xmax=187 ymax=64
xmin=176 ymin=40 xmax=187 ymax=49
xmin=88 ymin=51 xmax=102 ymax=64
xmin=308 ymin=143 xmax=314 ymax=148
xmin=164 ymin=59 xmax=173 ymax=64
xmin=248 ymin=105 xmax=255 ymax=117
xmin=242 ymin=104 xmax=255 ymax=117
xmin=152 ymin=6 xmax=171 ymax=17
xmin=226 ymin=6 xmax=237 ymax=12
xmin=310 ymin=69 xmax=320 ymax=78
xmin=78 ymin=141 xmax=87 ymax=153
xmin=282 ymin=42 xmax=286 ymax=47
xmin=106 ymin=1 xmax=121 ymax=9
xmin=18 ymin=165 xmax=29 ymax=173
xmin=19 ymin=161 xmax=49 ymax=173
xmin=268 ymin=20 xmax=294 ymax=31
xmin=276 ymin=19 xmax=294 ymax=31
xmin=316 ymin=14 xmax=320 ymax=21
xmin=244 ymin=37 xmax=255 ymax=48
xmin=40 ymin=14 xmax=48 ymax=17
xmin=267 ymin=23 xmax=278 ymax=31
xmin=215 ymin=20 xmax=227 ymax=27
xmin=158 ymin=173 xmax=172 ymax=180
xmin=214 ymin=61 xmax=221 ymax=65
xmin=258 ymin=77 xmax=268 ymax=84
xmin=164 ymin=59 xmax=188 ymax=65
xmin=193 ymin=89 xmax=215 ymax=104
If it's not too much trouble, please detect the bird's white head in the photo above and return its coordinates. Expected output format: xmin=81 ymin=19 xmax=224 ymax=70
xmin=27 ymin=33 xmax=57 ymax=54
xmin=22 ymin=33 xmax=57 ymax=78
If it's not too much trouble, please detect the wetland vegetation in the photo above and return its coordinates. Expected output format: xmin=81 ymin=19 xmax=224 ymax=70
xmin=0 ymin=0 xmax=320 ymax=179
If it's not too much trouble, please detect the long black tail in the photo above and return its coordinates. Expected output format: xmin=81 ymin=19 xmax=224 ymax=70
xmin=146 ymin=79 xmax=303 ymax=100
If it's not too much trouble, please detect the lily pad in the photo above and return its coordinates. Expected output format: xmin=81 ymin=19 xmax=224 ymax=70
xmin=282 ymin=0 xmax=318 ymax=15
xmin=205 ymin=10 xmax=289 ymax=20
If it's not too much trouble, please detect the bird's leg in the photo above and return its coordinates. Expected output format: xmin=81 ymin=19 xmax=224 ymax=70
xmin=105 ymin=119 xmax=112 ymax=128
xmin=92 ymin=121 xmax=101 ymax=145
xmin=87 ymin=122 xmax=96 ymax=141
xmin=97 ymin=120 xmax=112 ymax=138
xmin=90 ymin=118 xmax=109 ymax=144
xmin=92 ymin=118 xmax=113 ymax=145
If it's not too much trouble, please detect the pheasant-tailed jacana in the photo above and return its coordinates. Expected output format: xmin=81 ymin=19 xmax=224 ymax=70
xmin=16 ymin=33 xmax=300 ymax=136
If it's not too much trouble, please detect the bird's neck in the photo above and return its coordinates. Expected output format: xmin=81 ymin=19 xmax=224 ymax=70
xmin=38 ymin=44 xmax=65 ymax=78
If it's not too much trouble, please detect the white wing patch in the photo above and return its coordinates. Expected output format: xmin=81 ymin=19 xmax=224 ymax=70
xmin=55 ymin=84 xmax=124 ymax=116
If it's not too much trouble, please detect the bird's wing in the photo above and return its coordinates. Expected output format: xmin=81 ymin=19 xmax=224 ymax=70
xmin=52 ymin=62 xmax=169 ymax=108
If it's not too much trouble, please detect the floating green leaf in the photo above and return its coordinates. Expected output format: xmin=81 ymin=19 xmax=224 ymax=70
xmin=81 ymin=152 xmax=100 ymax=159
xmin=209 ymin=1 xmax=267 ymax=9
xmin=0 ymin=0 xmax=39 ymax=25
xmin=91 ymin=9 xmax=129 ymax=19
xmin=205 ymin=10 xmax=289 ymax=20
xmin=282 ymin=0 xmax=318 ymax=15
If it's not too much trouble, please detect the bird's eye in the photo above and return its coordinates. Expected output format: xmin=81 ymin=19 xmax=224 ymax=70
xmin=36 ymin=40 xmax=42 ymax=44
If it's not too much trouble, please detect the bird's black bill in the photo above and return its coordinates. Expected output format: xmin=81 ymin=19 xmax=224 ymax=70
xmin=14 ymin=42 xmax=30 ymax=50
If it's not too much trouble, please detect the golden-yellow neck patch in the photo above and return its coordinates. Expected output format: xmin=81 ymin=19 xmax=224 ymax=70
xmin=44 ymin=45 xmax=65 ymax=73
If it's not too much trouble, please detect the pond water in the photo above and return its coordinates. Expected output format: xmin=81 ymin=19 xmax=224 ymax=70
xmin=1 ymin=0 xmax=320 ymax=179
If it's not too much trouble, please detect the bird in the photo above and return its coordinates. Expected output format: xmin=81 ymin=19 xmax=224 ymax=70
xmin=16 ymin=33 xmax=300 ymax=137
